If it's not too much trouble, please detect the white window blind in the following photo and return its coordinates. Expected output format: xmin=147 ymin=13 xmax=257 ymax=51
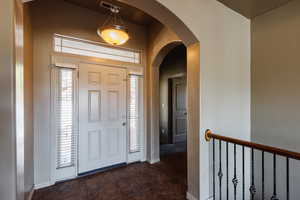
xmin=55 ymin=68 xmax=77 ymax=169
xmin=54 ymin=35 xmax=141 ymax=64
xmin=129 ymin=75 xmax=141 ymax=153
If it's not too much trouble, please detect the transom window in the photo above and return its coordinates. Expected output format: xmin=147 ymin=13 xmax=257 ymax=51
xmin=54 ymin=35 xmax=141 ymax=64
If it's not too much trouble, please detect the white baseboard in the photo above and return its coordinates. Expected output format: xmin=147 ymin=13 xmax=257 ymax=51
xmin=23 ymin=0 xmax=35 ymax=3
xmin=27 ymin=187 xmax=35 ymax=200
xmin=34 ymin=181 xmax=54 ymax=190
xmin=149 ymin=158 xmax=160 ymax=164
xmin=186 ymin=192 xmax=198 ymax=200
xmin=186 ymin=192 xmax=213 ymax=200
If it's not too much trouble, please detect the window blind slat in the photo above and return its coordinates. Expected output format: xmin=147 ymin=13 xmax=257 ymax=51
xmin=129 ymin=75 xmax=141 ymax=153
xmin=55 ymin=68 xmax=77 ymax=169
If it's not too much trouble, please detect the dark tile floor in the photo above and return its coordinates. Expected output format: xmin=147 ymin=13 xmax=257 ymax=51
xmin=33 ymin=152 xmax=187 ymax=200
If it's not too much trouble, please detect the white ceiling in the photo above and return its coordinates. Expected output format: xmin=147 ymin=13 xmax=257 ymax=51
xmin=217 ymin=0 xmax=293 ymax=18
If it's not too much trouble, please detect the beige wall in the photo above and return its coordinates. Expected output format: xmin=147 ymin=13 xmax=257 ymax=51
xmin=252 ymin=0 xmax=300 ymax=153
xmin=0 ymin=0 xmax=29 ymax=200
xmin=146 ymin=21 xmax=181 ymax=162
xmin=138 ymin=0 xmax=250 ymax=198
xmin=24 ymin=3 xmax=34 ymax=199
xmin=155 ymin=1 xmax=251 ymax=199
xmin=15 ymin=1 xmax=27 ymax=199
xmin=30 ymin=0 xmax=148 ymax=186
xmin=0 ymin=0 xmax=17 ymax=199
xmin=147 ymin=22 xmax=181 ymax=65
xmin=252 ymin=1 xmax=300 ymax=199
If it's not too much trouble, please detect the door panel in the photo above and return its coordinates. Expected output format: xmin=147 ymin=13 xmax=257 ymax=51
xmin=79 ymin=63 xmax=127 ymax=173
xmin=107 ymin=91 xmax=119 ymax=120
xmin=172 ymin=77 xmax=187 ymax=143
xmin=88 ymin=90 xmax=101 ymax=122
xmin=88 ymin=130 xmax=102 ymax=161
xmin=107 ymin=128 xmax=120 ymax=157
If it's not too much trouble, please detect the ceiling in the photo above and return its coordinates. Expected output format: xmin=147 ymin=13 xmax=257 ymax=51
xmin=64 ymin=0 xmax=157 ymax=26
xmin=65 ymin=0 xmax=293 ymax=23
xmin=217 ymin=0 xmax=293 ymax=18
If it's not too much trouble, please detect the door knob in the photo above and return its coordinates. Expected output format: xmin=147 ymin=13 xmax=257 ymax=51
xmin=122 ymin=122 xmax=126 ymax=126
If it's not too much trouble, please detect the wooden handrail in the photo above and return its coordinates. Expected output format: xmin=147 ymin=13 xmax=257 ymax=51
xmin=205 ymin=129 xmax=300 ymax=161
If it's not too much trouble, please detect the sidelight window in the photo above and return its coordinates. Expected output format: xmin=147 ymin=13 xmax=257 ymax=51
xmin=129 ymin=75 xmax=142 ymax=153
xmin=53 ymin=68 xmax=77 ymax=170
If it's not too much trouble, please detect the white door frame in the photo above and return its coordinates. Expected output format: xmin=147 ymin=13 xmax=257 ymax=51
xmin=50 ymin=54 xmax=146 ymax=183
xmin=126 ymin=74 xmax=146 ymax=163
xmin=50 ymin=65 xmax=79 ymax=182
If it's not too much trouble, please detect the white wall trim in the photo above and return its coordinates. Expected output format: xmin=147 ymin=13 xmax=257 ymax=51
xmin=51 ymin=53 xmax=144 ymax=73
xmin=187 ymin=192 xmax=215 ymax=200
xmin=186 ymin=192 xmax=198 ymax=200
xmin=149 ymin=158 xmax=160 ymax=164
xmin=34 ymin=182 xmax=54 ymax=190
xmin=27 ymin=187 xmax=35 ymax=200
xmin=187 ymin=193 xmax=214 ymax=200
xmin=202 ymin=197 xmax=213 ymax=200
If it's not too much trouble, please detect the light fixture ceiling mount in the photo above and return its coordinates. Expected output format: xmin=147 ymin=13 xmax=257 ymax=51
xmin=97 ymin=2 xmax=129 ymax=46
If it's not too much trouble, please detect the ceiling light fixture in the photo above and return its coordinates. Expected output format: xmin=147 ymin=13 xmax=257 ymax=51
xmin=97 ymin=5 xmax=129 ymax=46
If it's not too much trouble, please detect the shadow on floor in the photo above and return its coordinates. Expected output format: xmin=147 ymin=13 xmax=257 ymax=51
xmin=160 ymin=142 xmax=187 ymax=157
xmin=33 ymin=152 xmax=187 ymax=200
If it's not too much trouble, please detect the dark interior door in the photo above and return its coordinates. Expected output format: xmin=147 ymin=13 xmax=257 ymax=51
xmin=172 ymin=77 xmax=187 ymax=143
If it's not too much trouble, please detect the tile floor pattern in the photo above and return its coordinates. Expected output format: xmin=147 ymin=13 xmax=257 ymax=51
xmin=33 ymin=152 xmax=187 ymax=200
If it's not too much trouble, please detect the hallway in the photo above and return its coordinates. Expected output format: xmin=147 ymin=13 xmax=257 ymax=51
xmin=33 ymin=152 xmax=187 ymax=200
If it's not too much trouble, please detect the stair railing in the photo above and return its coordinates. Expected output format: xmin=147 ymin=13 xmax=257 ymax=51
xmin=205 ymin=129 xmax=300 ymax=200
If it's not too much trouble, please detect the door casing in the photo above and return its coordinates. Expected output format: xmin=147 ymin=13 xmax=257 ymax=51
xmin=171 ymin=77 xmax=187 ymax=144
xmin=50 ymin=54 xmax=146 ymax=183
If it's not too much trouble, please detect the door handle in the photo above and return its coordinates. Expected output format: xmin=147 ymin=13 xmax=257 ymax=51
xmin=122 ymin=122 xmax=126 ymax=126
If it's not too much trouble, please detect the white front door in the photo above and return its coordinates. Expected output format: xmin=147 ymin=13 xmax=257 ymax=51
xmin=78 ymin=63 xmax=127 ymax=173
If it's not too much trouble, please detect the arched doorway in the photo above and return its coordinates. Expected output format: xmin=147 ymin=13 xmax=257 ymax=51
xmin=117 ymin=1 xmax=200 ymax=199
xmin=149 ymin=40 xmax=200 ymax=200
xmin=21 ymin=0 xmax=201 ymax=199
xmin=159 ymin=44 xmax=187 ymax=155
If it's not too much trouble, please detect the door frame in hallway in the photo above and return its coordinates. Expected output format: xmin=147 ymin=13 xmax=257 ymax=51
xmin=171 ymin=76 xmax=187 ymax=144
xmin=49 ymin=53 xmax=146 ymax=183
